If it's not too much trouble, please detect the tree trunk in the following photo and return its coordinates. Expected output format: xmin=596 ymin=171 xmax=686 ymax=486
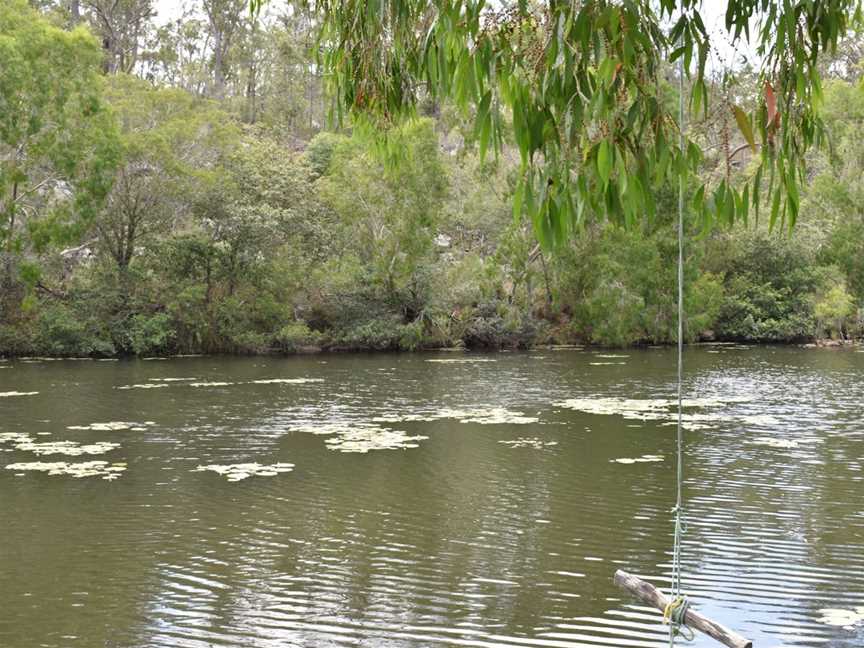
xmin=212 ymin=30 xmax=225 ymax=98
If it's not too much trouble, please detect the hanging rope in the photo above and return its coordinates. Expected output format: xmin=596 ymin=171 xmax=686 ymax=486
xmin=668 ymin=23 xmax=689 ymax=648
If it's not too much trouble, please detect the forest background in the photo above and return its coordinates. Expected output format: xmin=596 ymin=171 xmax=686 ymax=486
xmin=3 ymin=0 xmax=864 ymax=356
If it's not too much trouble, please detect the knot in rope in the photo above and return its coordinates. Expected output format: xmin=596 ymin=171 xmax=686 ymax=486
xmin=664 ymin=596 xmax=695 ymax=642
xmin=664 ymin=596 xmax=689 ymax=625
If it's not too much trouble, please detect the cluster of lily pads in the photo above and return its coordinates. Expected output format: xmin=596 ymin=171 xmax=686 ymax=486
xmin=287 ymin=422 xmax=429 ymax=453
xmin=4 ymin=355 xmax=811 ymax=486
xmin=0 ymin=421 xmax=157 ymax=480
xmin=14 ymin=439 xmax=119 ymax=457
xmin=286 ymin=406 xmax=544 ymax=453
xmin=6 ymin=461 xmax=127 ymax=480
xmin=67 ymin=421 xmax=155 ymax=432
xmin=0 ymin=432 xmax=122 ymax=457
xmin=498 ymin=437 xmax=558 ymax=449
xmin=372 ymin=406 xmax=539 ymax=426
xmin=194 ymin=462 xmax=295 ymax=481
xmin=116 ymin=377 xmax=323 ymax=390
xmin=555 ymin=396 xmax=777 ymax=432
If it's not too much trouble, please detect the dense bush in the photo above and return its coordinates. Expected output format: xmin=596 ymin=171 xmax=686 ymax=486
xmin=35 ymin=303 xmax=115 ymax=357
xmin=2 ymin=88 xmax=863 ymax=356
xmin=712 ymin=234 xmax=820 ymax=342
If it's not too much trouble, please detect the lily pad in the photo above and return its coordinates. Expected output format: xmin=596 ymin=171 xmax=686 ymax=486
xmin=288 ymin=422 xmax=429 ymax=453
xmin=5 ymin=460 xmax=126 ymax=480
xmin=13 ymin=439 xmax=120 ymax=456
xmin=499 ymin=437 xmax=558 ymax=449
xmin=373 ymin=407 xmax=538 ymax=425
xmin=194 ymin=462 xmax=295 ymax=481
xmin=555 ymin=396 xmax=764 ymax=431
xmin=67 ymin=421 xmax=154 ymax=432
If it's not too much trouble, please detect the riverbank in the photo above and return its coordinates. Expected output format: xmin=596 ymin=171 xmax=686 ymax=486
xmin=3 ymin=347 xmax=863 ymax=648
xmin=1 ymin=337 xmax=860 ymax=361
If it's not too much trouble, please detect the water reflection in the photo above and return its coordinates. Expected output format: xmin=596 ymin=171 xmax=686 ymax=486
xmin=0 ymin=347 xmax=863 ymax=647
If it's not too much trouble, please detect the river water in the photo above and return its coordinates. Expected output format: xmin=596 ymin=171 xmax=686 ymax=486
xmin=1 ymin=347 xmax=863 ymax=648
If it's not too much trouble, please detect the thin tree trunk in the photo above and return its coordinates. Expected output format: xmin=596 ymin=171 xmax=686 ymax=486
xmin=213 ymin=30 xmax=225 ymax=98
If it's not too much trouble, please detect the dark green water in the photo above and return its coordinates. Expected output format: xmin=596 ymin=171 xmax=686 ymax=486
xmin=1 ymin=347 xmax=863 ymax=648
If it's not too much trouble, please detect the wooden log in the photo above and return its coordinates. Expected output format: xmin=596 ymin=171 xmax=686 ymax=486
xmin=613 ymin=570 xmax=752 ymax=648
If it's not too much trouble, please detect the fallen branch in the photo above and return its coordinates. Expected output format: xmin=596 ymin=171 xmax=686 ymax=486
xmin=613 ymin=570 xmax=752 ymax=648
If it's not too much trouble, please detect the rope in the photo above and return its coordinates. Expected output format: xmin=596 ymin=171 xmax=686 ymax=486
xmin=669 ymin=18 xmax=689 ymax=648
xmin=664 ymin=596 xmax=689 ymax=625
xmin=665 ymin=597 xmax=695 ymax=642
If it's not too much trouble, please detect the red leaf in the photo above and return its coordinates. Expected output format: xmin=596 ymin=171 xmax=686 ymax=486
xmin=765 ymin=81 xmax=779 ymax=130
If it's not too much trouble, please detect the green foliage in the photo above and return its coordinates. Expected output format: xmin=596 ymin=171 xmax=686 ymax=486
xmin=275 ymin=321 xmax=322 ymax=351
xmin=686 ymin=273 xmax=725 ymax=339
xmin=332 ymin=316 xmax=409 ymax=350
xmin=821 ymin=220 xmax=864 ymax=303
xmin=815 ymin=283 xmax=856 ymax=338
xmin=553 ymin=221 xmax=720 ymax=345
xmin=0 ymin=0 xmax=120 ymax=257
xmin=305 ymin=132 xmax=343 ymax=178
xmin=6 ymin=2 xmax=864 ymax=357
xmin=317 ymin=119 xmax=446 ymax=315
xmin=289 ymin=0 xmax=861 ymax=243
xmin=35 ymin=303 xmax=115 ymax=356
xmin=126 ymin=313 xmax=175 ymax=356
xmin=462 ymin=302 xmax=537 ymax=349
xmin=94 ymin=75 xmax=239 ymax=275
xmin=711 ymin=234 xmax=820 ymax=341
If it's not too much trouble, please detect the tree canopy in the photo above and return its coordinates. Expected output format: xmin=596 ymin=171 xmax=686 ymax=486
xmin=1 ymin=0 xmax=863 ymax=356
xmin=252 ymin=0 xmax=862 ymax=244
xmin=0 ymin=0 xmax=119 ymax=263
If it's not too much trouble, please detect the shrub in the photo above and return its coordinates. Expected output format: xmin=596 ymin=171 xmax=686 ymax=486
xmin=333 ymin=316 xmax=406 ymax=350
xmin=713 ymin=234 xmax=819 ymax=342
xmin=275 ymin=321 xmax=322 ymax=351
xmin=815 ymin=284 xmax=856 ymax=339
xmin=127 ymin=313 xmax=175 ymax=356
xmin=462 ymin=302 xmax=537 ymax=348
xmin=36 ymin=303 xmax=115 ymax=356
xmin=0 ymin=322 xmax=35 ymax=356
